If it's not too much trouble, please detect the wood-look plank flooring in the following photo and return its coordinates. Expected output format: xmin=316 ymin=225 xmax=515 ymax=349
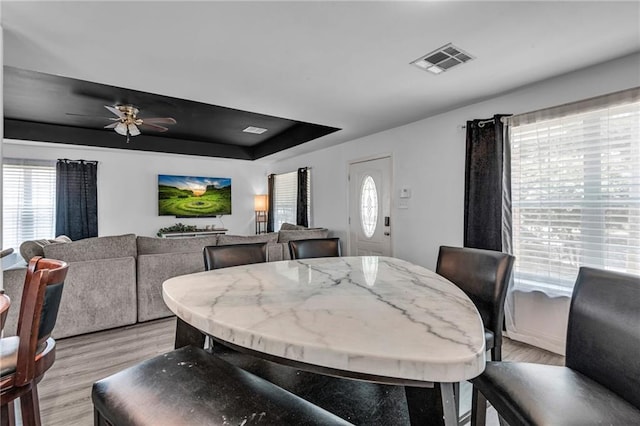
xmin=30 ymin=318 xmax=563 ymax=426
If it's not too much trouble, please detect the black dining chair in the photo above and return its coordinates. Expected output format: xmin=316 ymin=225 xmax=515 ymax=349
xmin=436 ymin=246 xmax=515 ymax=362
xmin=174 ymin=243 xmax=267 ymax=350
xmin=435 ymin=246 xmax=514 ymax=426
xmin=288 ymin=238 xmax=341 ymax=260
xmin=472 ymin=267 xmax=640 ymax=425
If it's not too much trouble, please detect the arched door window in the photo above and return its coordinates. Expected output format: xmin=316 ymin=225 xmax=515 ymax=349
xmin=360 ymin=176 xmax=378 ymax=238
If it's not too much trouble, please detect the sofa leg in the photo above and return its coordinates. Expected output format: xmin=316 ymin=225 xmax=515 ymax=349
xmin=175 ymin=317 xmax=206 ymax=349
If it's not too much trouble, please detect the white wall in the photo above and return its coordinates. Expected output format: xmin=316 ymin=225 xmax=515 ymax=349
xmin=269 ymin=53 xmax=639 ymax=354
xmin=271 ymin=53 xmax=640 ymax=270
xmin=2 ymin=141 xmax=268 ymax=237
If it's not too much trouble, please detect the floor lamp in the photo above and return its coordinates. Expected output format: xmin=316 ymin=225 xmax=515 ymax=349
xmin=254 ymin=194 xmax=268 ymax=234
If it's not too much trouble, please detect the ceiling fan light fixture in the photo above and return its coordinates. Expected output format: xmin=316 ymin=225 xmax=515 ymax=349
xmin=128 ymin=123 xmax=141 ymax=136
xmin=114 ymin=122 xmax=128 ymax=136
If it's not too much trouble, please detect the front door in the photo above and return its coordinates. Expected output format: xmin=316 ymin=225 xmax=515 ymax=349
xmin=348 ymin=156 xmax=392 ymax=256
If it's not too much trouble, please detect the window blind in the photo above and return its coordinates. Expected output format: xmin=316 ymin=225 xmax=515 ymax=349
xmin=2 ymin=159 xmax=57 ymax=250
xmin=510 ymin=91 xmax=640 ymax=292
xmin=272 ymin=170 xmax=311 ymax=230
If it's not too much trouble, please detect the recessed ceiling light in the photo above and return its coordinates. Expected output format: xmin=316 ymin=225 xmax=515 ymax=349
xmin=243 ymin=126 xmax=268 ymax=134
xmin=411 ymin=43 xmax=474 ymax=75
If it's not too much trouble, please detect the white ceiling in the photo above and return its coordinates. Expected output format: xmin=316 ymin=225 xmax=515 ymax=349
xmin=2 ymin=1 xmax=639 ymax=160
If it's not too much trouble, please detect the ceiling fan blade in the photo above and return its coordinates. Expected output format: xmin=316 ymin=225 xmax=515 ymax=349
xmin=105 ymin=105 xmax=126 ymax=118
xmin=142 ymin=117 xmax=177 ymax=125
xmin=140 ymin=122 xmax=169 ymax=132
xmin=104 ymin=122 xmax=119 ymax=129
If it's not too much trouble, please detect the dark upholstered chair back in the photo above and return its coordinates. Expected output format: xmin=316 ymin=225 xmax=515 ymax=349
xmin=436 ymin=246 xmax=514 ymax=359
xmin=15 ymin=257 xmax=68 ymax=386
xmin=289 ymin=238 xmax=341 ymax=260
xmin=566 ymin=267 xmax=640 ymax=408
xmin=203 ymin=243 xmax=267 ymax=271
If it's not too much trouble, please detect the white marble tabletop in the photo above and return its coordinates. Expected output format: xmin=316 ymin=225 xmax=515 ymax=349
xmin=163 ymin=256 xmax=486 ymax=384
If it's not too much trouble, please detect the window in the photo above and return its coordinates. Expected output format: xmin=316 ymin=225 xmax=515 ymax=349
xmin=2 ymin=159 xmax=57 ymax=250
xmin=510 ymin=91 xmax=639 ymax=293
xmin=272 ymin=170 xmax=311 ymax=230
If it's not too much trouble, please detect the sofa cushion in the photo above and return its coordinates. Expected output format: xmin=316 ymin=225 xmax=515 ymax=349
xmin=218 ymin=233 xmax=279 ymax=245
xmin=19 ymin=235 xmax=72 ymax=261
xmin=136 ymin=235 xmax=220 ymax=255
xmin=278 ymin=229 xmax=329 ymax=244
xmin=137 ymin=252 xmax=207 ymax=322
xmin=43 ymin=234 xmax=136 ymax=263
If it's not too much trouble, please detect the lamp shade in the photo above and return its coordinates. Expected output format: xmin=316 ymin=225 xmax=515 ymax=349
xmin=254 ymin=194 xmax=268 ymax=211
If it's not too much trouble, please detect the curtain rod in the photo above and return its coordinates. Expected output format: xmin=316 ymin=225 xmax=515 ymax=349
xmin=460 ymin=116 xmax=509 ymax=129
xmin=57 ymin=158 xmax=99 ymax=164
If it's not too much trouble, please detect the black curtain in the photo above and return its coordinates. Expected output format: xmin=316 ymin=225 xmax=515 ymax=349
xmin=56 ymin=159 xmax=98 ymax=240
xmin=464 ymin=114 xmax=512 ymax=251
xmin=296 ymin=167 xmax=309 ymax=227
xmin=266 ymin=174 xmax=275 ymax=232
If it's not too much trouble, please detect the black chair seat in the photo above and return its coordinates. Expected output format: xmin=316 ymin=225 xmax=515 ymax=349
xmin=92 ymin=346 xmax=352 ymax=426
xmin=473 ymin=362 xmax=640 ymax=426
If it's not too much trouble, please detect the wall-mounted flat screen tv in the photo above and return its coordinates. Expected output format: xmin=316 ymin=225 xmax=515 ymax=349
xmin=158 ymin=174 xmax=231 ymax=217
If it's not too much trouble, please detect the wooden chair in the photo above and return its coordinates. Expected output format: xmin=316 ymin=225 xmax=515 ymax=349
xmin=0 ymin=257 xmax=68 ymax=426
xmin=174 ymin=243 xmax=267 ymax=349
xmin=288 ymin=238 xmax=341 ymax=259
xmin=472 ymin=267 xmax=640 ymax=425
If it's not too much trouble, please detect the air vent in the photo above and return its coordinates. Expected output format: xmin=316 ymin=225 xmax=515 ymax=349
xmin=243 ymin=126 xmax=268 ymax=134
xmin=411 ymin=43 xmax=474 ymax=75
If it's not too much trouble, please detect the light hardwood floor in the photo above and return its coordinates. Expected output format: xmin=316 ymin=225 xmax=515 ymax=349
xmin=32 ymin=318 xmax=563 ymax=425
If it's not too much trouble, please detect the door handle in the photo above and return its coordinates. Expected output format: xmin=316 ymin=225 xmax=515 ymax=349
xmin=384 ymin=232 xmax=390 ymax=236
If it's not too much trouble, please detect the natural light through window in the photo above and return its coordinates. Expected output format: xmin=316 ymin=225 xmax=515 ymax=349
xmin=360 ymin=175 xmax=378 ymax=238
xmin=510 ymin=98 xmax=640 ymax=293
xmin=2 ymin=159 xmax=57 ymax=250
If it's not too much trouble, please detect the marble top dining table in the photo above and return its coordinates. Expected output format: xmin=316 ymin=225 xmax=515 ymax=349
xmin=163 ymin=256 xmax=486 ymax=387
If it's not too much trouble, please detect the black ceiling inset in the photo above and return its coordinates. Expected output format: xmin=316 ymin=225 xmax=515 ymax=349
xmin=3 ymin=67 xmax=340 ymax=160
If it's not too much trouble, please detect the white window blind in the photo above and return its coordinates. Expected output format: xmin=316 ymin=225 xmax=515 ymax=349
xmin=2 ymin=159 xmax=57 ymax=250
xmin=273 ymin=170 xmax=311 ymax=230
xmin=510 ymin=90 xmax=640 ymax=293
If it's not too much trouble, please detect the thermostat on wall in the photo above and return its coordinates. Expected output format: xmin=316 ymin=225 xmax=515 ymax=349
xmin=400 ymin=188 xmax=411 ymax=198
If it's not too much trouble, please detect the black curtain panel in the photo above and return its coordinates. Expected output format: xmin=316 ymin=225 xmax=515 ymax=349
xmin=296 ymin=167 xmax=309 ymax=227
xmin=55 ymin=159 xmax=98 ymax=240
xmin=464 ymin=114 xmax=512 ymax=251
xmin=267 ymin=174 xmax=275 ymax=233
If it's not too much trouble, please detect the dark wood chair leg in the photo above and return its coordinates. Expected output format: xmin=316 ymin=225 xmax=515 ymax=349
xmin=175 ymin=317 xmax=206 ymax=349
xmin=19 ymin=385 xmax=42 ymax=426
xmin=405 ymin=385 xmax=445 ymax=426
xmin=471 ymin=386 xmax=487 ymax=426
xmin=1 ymin=402 xmax=15 ymax=426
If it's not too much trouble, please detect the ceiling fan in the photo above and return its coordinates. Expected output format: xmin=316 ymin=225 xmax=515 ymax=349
xmin=101 ymin=105 xmax=176 ymax=143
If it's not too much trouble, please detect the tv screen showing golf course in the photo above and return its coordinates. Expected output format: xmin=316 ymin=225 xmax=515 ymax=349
xmin=158 ymin=174 xmax=231 ymax=217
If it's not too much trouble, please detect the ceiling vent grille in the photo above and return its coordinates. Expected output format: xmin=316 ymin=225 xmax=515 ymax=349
xmin=411 ymin=43 xmax=474 ymax=75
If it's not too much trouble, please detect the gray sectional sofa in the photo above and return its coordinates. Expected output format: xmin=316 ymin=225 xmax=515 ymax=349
xmin=2 ymin=228 xmax=329 ymax=339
